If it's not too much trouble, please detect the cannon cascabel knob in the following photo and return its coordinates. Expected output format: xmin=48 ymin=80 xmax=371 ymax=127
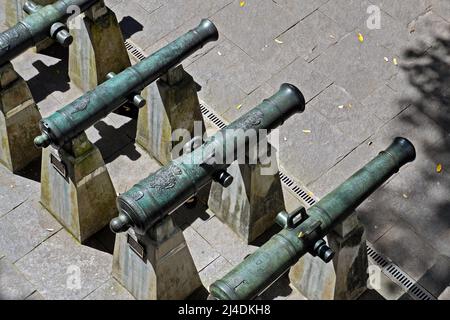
xmin=34 ymin=134 xmax=51 ymax=148
xmin=110 ymin=214 xmax=132 ymax=233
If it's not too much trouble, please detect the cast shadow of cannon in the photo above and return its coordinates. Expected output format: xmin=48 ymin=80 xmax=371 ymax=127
xmin=15 ymin=157 xmax=41 ymax=182
xmin=119 ymin=16 xmax=144 ymax=41
xmin=26 ymin=45 xmax=70 ymax=103
xmin=93 ymin=119 xmax=141 ymax=164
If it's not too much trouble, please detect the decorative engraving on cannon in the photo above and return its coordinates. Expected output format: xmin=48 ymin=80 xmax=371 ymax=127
xmin=70 ymin=94 xmax=91 ymax=114
xmin=229 ymin=109 xmax=264 ymax=131
xmin=147 ymin=165 xmax=183 ymax=190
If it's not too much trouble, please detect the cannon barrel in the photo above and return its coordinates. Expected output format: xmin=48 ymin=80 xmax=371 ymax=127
xmin=0 ymin=0 xmax=99 ymax=66
xmin=33 ymin=19 xmax=219 ymax=149
xmin=209 ymin=137 xmax=416 ymax=300
xmin=109 ymin=83 xmax=306 ymax=235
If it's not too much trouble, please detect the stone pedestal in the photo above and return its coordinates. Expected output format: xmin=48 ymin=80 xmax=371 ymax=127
xmin=208 ymin=151 xmax=285 ymax=244
xmin=112 ymin=216 xmax=202 ymax=300
xmin=137 ymin=65 xmax=205 ymax=165
xmin=68 ymin=1 xmax=130 ymax=92
xmin=40 ymin=132 xmax=117 ymax=243
xmin=289 ymin=214 xmax=368 ymax=300
xmin=0 ymin=62 xmax=41 ymax=172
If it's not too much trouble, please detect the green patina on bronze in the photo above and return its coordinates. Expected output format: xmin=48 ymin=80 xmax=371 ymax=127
xmin=0 ymin=0 xmax=99 ymax=66
xmin=109 ymin=84 xmax=306 ymax=235
xmin=33 ymin=19 xmax=219 ymax=149
xmin=209 ymin=137 xmax=416 ymax=300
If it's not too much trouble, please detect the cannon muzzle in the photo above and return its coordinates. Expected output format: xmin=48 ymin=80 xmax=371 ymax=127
xmin=384 ymin=137 xmax=416 ymax=167
xmin=271 ymin=83 xmax=306 ymax=114
xmin=195 ymin=19 xmax=219 ymax=43
xmin=209 ymin=137 xmax=415 ymax=300
xmin=110 ymin=84 xmax=306 ymax=235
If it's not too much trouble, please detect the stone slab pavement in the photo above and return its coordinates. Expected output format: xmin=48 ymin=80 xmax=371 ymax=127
xmin=0 ymin=0 xmax=449 ymax=299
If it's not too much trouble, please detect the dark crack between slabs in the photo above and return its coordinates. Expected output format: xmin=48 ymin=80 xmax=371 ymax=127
xmin=13 ymin=229 xmax=63 ymax=265
xmin=3 ymin=197 xmax=29 ymax=217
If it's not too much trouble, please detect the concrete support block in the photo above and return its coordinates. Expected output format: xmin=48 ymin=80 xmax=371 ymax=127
xmin=68 ymin=2 xmax=130 ymax=92
xmin=40 ymin=132 xmax=118 ymax=243
xmin=0 ymin=62 xmax=41 ymax=172
xmin=137 ymin=65 xmax=205 ymax=165
xmin=112 ymin=216 xmax=202 ymax=300
xmin=208 ymin=154 xmax=285 ymax=244
xmin=289 ymin=214 xmax=369 ymax=300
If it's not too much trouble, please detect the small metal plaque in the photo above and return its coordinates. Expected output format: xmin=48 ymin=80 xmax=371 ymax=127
xmin=127 ymin=233 xmax=145 ymax=260
xmin=50 ymin=153 xmax=67 ymax=178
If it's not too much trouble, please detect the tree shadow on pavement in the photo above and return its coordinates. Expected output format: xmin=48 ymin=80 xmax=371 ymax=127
xmin=395 ymin=26 xmax=450 ymax=255
xmin=362 ymin=23 xmax=450 ymax=299
xmin=355 ymin=22 xmax=450 ymax=300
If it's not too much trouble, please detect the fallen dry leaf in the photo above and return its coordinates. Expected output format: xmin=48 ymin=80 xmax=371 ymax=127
xmin=358 ymin=33 xmax=364 ymax=43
